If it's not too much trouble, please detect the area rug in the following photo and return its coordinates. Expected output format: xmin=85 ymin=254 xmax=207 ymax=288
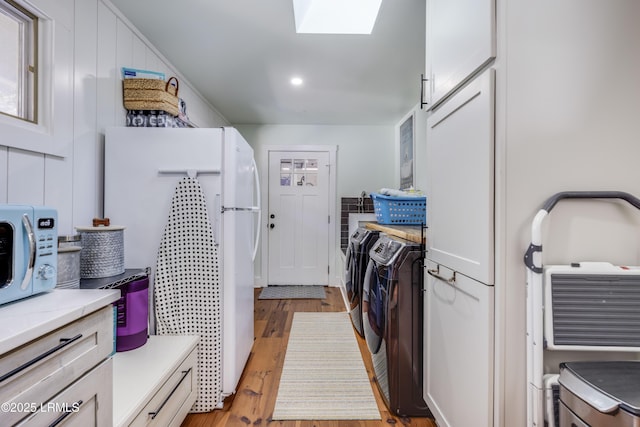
xmin=258 ymin=285 xmax=326 ymax=300
xmin=272 ymin=312 xmax=381 ymax=420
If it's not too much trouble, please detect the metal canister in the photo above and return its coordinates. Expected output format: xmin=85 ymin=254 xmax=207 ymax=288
xmin=57 ymin=235 xmax=81 ymax=287
xmin=76 ymin=218 xmax=125 ymax=278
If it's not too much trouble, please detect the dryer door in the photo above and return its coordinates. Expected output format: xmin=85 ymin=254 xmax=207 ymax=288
xmin=363 ymin=260 xmax=388 ymax=354
xmin=345 ymin=241 xmax=356 ymax=304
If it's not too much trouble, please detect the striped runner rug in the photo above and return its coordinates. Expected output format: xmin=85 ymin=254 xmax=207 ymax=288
xmin=272 ymin=312 xmax=381 ymax=420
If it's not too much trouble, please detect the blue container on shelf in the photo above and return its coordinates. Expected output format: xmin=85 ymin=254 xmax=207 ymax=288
xmin=370 ymin=193 xmax=427 ymax=225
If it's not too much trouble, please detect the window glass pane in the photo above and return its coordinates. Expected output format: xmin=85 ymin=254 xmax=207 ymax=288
xmin=0 ymin=12 xmax=19 ymax=117
xmin=294 ymin=159 xmax=305 ymax=171
xmin=305 ymin=159 xmax=318 ymax=170
xmin=280 ymin=159 xmax=292 ymax=172
xmin=305 ymin=173 xmax=317 ymax=186
xmin=280 ymin=173 xmax=291 ymax=186
xmin=0 ymin=1 xmax=37 ymax=122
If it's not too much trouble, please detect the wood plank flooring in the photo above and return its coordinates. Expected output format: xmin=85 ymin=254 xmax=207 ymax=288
xmin=180 ymin=287 xmax=437 ymax=427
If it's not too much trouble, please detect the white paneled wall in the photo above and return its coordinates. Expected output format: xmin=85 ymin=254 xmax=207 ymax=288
xmin=0 ymin=0 xmax=229 ymax=235
xmin=7 ymin=151 xmax=45 ymax=205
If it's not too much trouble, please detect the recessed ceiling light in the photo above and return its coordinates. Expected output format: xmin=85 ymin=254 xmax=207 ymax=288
xmin=292 ymin=0 xmax=382 ymax=35
xmin=291 ymin=77 xmax=303 ymax=86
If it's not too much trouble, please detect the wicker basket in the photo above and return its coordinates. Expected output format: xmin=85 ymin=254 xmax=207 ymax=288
xmin=123 ymin=76 xmax=179 ymax=116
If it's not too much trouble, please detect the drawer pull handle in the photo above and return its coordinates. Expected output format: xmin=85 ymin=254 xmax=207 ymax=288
xmin=149 ymin=368 xmax=192 ymax=420
xmin=48 ymin=399 xmax=83 ymax=427
xmin=427 ymin=267 xmax=456 ymax=285
xmin=49 ymin=400 xmax=83 ymax=427
xmin=0 ymin=334 xmax=83 ymax=383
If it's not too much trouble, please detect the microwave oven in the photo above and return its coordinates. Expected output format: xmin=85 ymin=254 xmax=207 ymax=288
xmin=0 ymin=205 xmax=58 ymax=305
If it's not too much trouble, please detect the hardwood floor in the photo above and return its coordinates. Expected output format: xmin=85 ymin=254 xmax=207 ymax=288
xmin=181 ymin=287 xmax=437 ymax=427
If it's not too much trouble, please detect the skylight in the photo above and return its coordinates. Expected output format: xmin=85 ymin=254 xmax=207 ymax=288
xmin=293 ymin=0 xmax=382 ymax=35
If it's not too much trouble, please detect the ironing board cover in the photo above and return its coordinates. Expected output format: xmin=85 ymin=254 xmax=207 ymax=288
xmin=155 ymin=177 xmax=222 ymax=412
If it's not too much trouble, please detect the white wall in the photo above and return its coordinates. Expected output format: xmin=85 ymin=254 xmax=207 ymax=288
xmin=237 ymin=123 xmax=397 ymax=197
xmin=236 ymin=124 xmax=400 ymax=285
xmin=0 ymin=0 xmax=229 ymax=235
xmin=496 ymin=1 xmax=640 ymax=425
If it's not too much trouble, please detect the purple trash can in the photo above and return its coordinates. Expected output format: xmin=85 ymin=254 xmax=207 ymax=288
xmin=115 ymin=276 xmax=149 ymax=352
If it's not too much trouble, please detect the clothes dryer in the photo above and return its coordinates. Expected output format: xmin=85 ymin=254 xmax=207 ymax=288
xmin=362 ymin=233 xmax=431 ymax=417
xmin=345 ymin=227 xmax=380 ymax=336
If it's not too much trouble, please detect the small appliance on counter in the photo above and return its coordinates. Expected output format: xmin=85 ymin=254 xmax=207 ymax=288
xmin=0 ymin=205 xmax=57 ymax=305
xmin=559 ymin=361 xmax=640 ymax=426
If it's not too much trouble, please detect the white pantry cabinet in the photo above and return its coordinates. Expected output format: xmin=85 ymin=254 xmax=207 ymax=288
xmin=424 ymin=260 xmax=494 ymax=427
xmin=425 ymin=0 xmax=495 ymax=109
xmin=426 ymin=68 xmax=495 ymax=286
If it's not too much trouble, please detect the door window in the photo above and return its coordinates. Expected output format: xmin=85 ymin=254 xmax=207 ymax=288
xmin=280 ymin=158 xmax=318 ymax=186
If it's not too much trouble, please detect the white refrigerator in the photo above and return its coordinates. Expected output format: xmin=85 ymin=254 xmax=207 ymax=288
xmin=104 ymin=126 xmax=260 ymax=405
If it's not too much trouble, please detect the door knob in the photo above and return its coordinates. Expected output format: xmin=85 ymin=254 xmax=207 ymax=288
xmin=269 ymin=223 xmax=275 ymax=229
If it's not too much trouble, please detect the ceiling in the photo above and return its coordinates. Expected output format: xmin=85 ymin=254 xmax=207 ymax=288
xmin=110 ymin=0 xmax=426 ymax=126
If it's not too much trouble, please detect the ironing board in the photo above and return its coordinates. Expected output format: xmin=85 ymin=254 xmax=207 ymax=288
xmin=155 ymin=176 xmax=222 ymax=412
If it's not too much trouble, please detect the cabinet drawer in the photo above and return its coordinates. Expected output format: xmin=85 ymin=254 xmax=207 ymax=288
xmin=130 ymin=346 xmax=197 ymax=427
xmin=424 ymin=260 xmax=494 ymax=427
xmin=0 ymin=306 xmax=114 ymax=426
xmin=16 ymin=358 xmax=113 ymax=427
xmin=558 ymin=401 xmax=589 ymax=427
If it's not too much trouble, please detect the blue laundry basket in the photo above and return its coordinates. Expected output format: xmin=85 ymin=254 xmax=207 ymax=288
xmin=370 ymin=193 xmax=426 ymax=225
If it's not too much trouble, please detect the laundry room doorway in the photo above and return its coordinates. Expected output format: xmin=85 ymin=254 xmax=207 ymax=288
xmin=266 ymin=148 xmax=335 ymax=286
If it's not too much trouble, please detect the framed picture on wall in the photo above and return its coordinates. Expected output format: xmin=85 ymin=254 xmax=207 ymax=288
xmin=399 ymin=112 xmax=415 ymax=190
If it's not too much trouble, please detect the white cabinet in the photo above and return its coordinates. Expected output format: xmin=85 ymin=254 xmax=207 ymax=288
xmin=113 ymin=335 xmax=199 ymax=427
xmin=426 ymin=68 xmax=495 ymax=285
xmin=16 ymin=358 xmax=113 ymax=426
xmin=0 ymin=290 xmax=119 ymax=426
xmin=425 ymin=0 xmax=495 ymax=108
xmin=424 ymin=260 xmax=494 ymax=427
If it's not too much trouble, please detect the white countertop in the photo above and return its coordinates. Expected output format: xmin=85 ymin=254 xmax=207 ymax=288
xmin=0 ymin=289 xmax=120 ymax=355
xmin=113 ymin=335 xmax=199 ymax=426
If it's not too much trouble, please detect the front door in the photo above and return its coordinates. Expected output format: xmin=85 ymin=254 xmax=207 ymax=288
xmin=268 ymin=151 xmax=330 ymax=285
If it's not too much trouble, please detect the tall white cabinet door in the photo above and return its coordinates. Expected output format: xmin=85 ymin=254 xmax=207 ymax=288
xmin=426 ymin=68 xmax=495 ymax=285
xmin=426 ymin=0 xmax=496 ymax=108
xmin=424 ymin=260 xmax=494 ymax=427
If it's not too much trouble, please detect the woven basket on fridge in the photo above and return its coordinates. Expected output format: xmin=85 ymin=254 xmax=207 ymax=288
xmin=123 ymin=76 xmax=180 ymax=116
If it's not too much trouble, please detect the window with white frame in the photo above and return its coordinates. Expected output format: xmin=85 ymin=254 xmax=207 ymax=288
xmin=0 ymin=0 xmax=38 ymax=122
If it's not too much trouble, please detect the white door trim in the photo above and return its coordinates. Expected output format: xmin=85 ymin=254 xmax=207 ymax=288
xmin=256 ymin=144 xmax=337 ymax=288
